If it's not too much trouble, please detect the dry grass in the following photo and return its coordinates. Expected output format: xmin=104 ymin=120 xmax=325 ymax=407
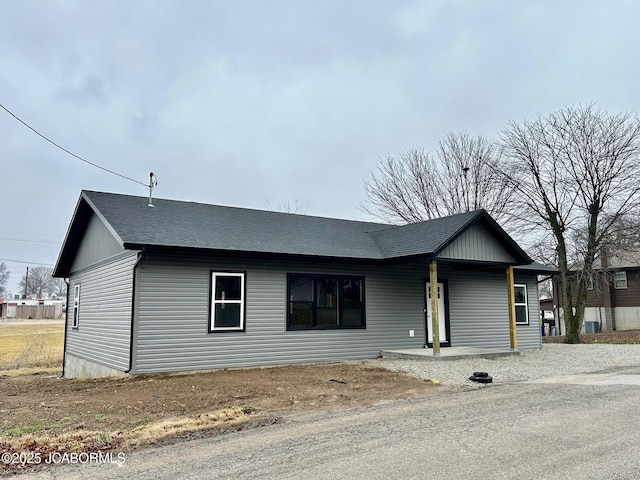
xmin=1 ymin=407 xmax=267 ymax=475
xmin=120 ymin=406 xmax=260 ymax=447
xmin=3 ymin=406 xmax=259 ymax=452
xmin=0 ymin=323 xmax=63 ymax=370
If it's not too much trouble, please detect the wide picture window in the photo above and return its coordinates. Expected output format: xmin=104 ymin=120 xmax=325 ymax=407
xmin=288 ymin=274 xmax=365 ymax=329
xmin=210 ymin=272 xmax=245 ymax=331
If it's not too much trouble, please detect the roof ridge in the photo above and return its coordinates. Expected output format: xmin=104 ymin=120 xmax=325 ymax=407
xmin=367 ymin=209 xmax=485 ymax=234
xmin=82 ymin=190 xmax=391 ymax=227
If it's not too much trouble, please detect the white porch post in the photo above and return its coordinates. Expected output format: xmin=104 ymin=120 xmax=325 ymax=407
xmin=430 ymin=260 xmax=440 ymax=356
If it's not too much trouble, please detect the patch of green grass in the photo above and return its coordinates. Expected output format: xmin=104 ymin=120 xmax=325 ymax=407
xmin=126 ymin=417 xmax=150 ymax=429
xmin=2 ymin=423 xmax=49 ymax=437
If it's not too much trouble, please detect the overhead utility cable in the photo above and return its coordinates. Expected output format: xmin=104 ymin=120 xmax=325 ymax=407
xmin=0 ymin=258 xmax=55 ymax=266
xmin=0 ymin=101 xmax=147 ymax=187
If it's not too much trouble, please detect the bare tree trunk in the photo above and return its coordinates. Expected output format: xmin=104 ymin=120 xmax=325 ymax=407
xmin=499 ymin=104 xmax=640 ymax=344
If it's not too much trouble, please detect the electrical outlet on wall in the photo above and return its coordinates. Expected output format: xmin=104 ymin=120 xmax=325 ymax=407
xmin=409 ymin=330 xmax=415 ymax=337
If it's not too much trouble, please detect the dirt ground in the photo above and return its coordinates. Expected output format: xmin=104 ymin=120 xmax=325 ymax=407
xmin=1 ymin=361 xmax=438 ymax=474
xmin=4 ymin=326 xmax=638 ymax=474
xmin=1 ymin=362 xmax=435 ymax=432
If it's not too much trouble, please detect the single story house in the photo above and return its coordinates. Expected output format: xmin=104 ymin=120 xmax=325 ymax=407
xmin=54 ymin=190 xmax=553 ymax=378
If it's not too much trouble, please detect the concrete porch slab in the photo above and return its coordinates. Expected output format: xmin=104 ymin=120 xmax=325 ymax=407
xmin=381 ymin=347 xmax=520 ymax=361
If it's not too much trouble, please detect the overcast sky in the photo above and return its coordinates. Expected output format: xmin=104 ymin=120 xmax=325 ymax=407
xmin=1 ymin=1 xmax=639 ymax=296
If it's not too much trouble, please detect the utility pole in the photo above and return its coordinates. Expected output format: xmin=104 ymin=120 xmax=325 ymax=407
xmin=23 ymin=266 xmax=29 ymax=299
xmin=462 ymin=166 xmax=470 ymax=212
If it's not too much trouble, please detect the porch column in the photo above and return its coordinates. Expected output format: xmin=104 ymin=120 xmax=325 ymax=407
xmin=430 ymin=260 xmax=440 ymax=356
xmin=506 ymin=265 xmax=518 ymax=350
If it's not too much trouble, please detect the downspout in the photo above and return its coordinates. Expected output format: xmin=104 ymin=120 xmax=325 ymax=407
xmin=61 ymin=279 xmax=70 ymax=378
xmin=126 ymin=250 xmax=144 ymax=374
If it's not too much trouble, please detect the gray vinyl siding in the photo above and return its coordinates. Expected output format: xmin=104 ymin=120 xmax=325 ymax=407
xmin=70 ymin=213 xmax=123 ymax=273
xmin=443 ymin=267 xmax=511 ymax=349
xmin=132 ymin=255 xmax=427 ymax=373
xmin=132 ymin=255 xmax=540 ymax=374
xmin=515 ymin=272 xmax=542 ymax=349
xmin=65 ymin=252 xmax=137 ymax=372
xmin=438 ymin=223 xmax=516 ymax=263
xmin=444 ymin=267 xmax=540 ymax=350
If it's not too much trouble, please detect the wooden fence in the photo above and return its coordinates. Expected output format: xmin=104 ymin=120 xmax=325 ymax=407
xmin=15 ymin=305 xmax=57 ymax=319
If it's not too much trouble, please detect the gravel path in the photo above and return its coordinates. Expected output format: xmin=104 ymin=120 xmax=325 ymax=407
xmin=376 ymin=343 xmax=640 ymax=387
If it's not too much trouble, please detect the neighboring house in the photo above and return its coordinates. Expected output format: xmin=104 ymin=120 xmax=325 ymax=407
xmin=553 ymin=250 xmax=640 ymax=333
xmin=53 ymin=190 xmax=553 ymax=378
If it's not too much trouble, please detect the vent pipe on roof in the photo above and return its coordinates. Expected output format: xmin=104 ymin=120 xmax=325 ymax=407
xmin=148 ymin=172 xmax=158 ymax=207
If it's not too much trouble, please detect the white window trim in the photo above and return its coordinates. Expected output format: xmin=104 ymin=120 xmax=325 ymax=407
xmin=614 ymin=271 xmax=628 ymax=289
xmin=587 ymin=276 xmax=594 ymax=291
xmin=210 ymin=272 xmax=245 ymax=331
xmin=72 ymin=284 xmax=80 ymax=328
xmin=514 ymin=283 xmax=529 ymax=325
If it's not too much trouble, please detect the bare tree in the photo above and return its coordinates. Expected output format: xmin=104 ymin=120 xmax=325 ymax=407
xmin=266 ymin=200 xmax=309 ymax=215
xmin=499 ymin=104 xmax=640 ymax=343
xmin=50 ymin=277 xmax=68 ymax=298
xmin=18 ymin=265 xmax=54 ymax=298
xmin=362 ymin=133 xmax=514 ymax=225
xmin=0 ymin=261 xmax=8 ymax=296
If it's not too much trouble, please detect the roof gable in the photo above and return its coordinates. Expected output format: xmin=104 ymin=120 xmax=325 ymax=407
xmin=369 ymin=210 xmax=531 ymax=264
xmin=69 ymin=211 xmax=124 ymax=272
xmin=437 ymin=221 xmax=516 ymax=263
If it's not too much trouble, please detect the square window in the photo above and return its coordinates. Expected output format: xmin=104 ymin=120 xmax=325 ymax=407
xmin=514 ymin=285 xmax=527 ymax=304
xmin=614 ymin=271 xmax=627 ymax=289
xmin=210 ymin=272 xmax=245 ymax=331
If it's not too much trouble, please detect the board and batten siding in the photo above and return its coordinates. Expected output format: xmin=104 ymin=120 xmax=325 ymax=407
xmin=437 ymin=223 xmax=516 ymax=263
xmin=70 ymin=213 xmax=123 ymax=272
xmin=65 ymin=251 xmax=137 ymax=372
xmin=132 ymin=254 xmax=541 ymax=374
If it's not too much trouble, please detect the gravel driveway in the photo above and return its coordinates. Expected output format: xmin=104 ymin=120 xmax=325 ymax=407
xmin=377 ymin=343 xmax=640 ymax=387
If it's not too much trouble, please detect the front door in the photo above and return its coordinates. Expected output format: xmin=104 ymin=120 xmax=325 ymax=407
xmin=426 ymin=281 xmax=450 ymax=347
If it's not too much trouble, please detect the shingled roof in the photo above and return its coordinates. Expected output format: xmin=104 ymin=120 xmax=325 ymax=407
xmin=54 ymin=190 xmax=534 ymax=276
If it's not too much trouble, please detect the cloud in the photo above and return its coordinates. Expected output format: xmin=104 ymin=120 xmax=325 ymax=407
xmin=53 ymin=76 xmax=108 ymax=107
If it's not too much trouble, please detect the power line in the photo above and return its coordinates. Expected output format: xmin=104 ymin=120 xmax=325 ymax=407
xmin=0 ymin=101 xmax=147 ymax=187
xmin=0 ymin=237 xmax=59 ymax=244
xmin=0 ymin=259 xmax=55 ymax=266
